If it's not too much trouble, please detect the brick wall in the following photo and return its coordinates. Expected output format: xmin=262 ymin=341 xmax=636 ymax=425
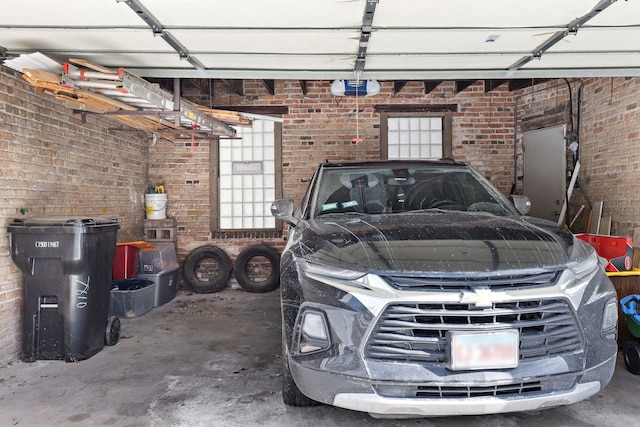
xmin=0 ymin=69 xmax=150 ymax=364
xmin=578 ymin=77 xmax=640 ymax=238
xmin=162 ymin=79 xmax=518 ymax=262
xmin=2 ymin=70 xmax=639 ymax=364
xmin=507 ymin=77 xmax=640 ymax=237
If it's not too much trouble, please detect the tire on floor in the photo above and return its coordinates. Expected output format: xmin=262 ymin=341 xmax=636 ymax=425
xmin=183 ymin=245 xmax=233 ymax=293
xmin=234 ymin=244 xmax=280 ymax=293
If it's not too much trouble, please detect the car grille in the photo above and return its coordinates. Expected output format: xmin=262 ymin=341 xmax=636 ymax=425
xmin=384 ymin=271 xmax=559 ymax=291
xmin=365 ymin=299 xmax=583 ymax=363
xmin=375 ymin=380 xmax=547 ymax=399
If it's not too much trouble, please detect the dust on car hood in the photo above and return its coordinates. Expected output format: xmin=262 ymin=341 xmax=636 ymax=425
xmin=302 ymin=211 xmax=574 ymax=274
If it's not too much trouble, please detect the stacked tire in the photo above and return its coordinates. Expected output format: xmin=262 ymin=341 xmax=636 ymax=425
xmin=183 ymin=244 xmax=280 ymax=294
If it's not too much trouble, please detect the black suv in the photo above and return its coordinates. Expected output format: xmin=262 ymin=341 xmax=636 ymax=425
xmin=271 ymin=160 xmax=618 ymax=417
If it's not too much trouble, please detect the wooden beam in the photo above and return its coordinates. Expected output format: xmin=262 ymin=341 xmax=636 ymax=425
xmin=220 ymin=79 xmax=244 ymax=96
xmin=423 ymin=80 xmax=443 ymax=94
xmin=262 ymin=79 xmax=275 ymax=95
xmin=508 ymin=79 xmax=551 ymax=91
xmin=393 ymin=81 xmax=408 ymax=94
xmin=509 ymin=79 xmax=534 ymax=91
xmin=374 ymin=104 xmax=458 ymax=113
xmin=484 ymin=80 xmax=509 ymax=92
xmin=210 ymin=105 xmax=289 ymax=115
xmin=68 ymin=58 xmax=116 ymax=74
xmin=455 ymin=80 xmax=476 ymax=93
xmin=299 ymin=80 xmax=307 ymax=95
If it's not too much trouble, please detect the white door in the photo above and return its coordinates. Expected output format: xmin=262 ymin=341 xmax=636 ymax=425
xmin=523 ymin=126 xmax=566 ymax=222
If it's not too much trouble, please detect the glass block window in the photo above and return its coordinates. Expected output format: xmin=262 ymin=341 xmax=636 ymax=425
xmin=387 ymin=117 xmax=443 ymax=160
xmin=219 ymin=120 xmax=276 ymax=229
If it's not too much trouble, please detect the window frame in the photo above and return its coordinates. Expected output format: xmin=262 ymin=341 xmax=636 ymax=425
xmin=210 ymin=120 xmax=283 ymax=234
xmin=379 ymin=110 xmax=453 ymax=160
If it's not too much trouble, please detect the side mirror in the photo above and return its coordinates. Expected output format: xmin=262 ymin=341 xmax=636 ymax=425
xmin=509 ymin=195 xmax=531 ymax=215
xmin=271 ymin=199 xmax=299 ymax=227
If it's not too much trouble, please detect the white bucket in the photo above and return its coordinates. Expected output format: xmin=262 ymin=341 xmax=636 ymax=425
xmin=145 ymin=193 xmax=167 ymax=220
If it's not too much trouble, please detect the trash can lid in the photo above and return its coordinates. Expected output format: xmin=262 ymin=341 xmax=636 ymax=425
xmin=9 ymin=217 xmax=119 ymax=228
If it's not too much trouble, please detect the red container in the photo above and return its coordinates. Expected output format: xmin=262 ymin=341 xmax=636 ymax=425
xmin=112 ymin=244 xmax=140 ymax=280
xmin=575 ymin=233 xmax=633 ymax=272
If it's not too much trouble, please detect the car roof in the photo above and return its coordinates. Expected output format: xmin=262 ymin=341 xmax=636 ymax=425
xmin=318 ymin=159 xmax=467 ymax=169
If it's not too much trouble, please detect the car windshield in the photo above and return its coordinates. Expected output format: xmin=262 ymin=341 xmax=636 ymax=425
xmin=311 ymin=164 xmax=514 ymax=218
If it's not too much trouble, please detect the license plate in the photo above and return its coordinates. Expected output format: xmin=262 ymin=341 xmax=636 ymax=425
xmin=447 ymin=330 xmax=519 ymax=371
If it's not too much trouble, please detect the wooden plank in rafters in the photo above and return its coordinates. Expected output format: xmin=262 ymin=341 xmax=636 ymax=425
xmin=68 ymin=58 xmax=117 ymax=74
xmin=196 ymin=107 xmax=252 ymax=126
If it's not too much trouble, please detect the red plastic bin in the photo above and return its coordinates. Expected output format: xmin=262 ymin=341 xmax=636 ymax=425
xmin=112 ymin=244 xmax=140 ymax=280
xmin=575 ymin=233 xmax=633 ymax=272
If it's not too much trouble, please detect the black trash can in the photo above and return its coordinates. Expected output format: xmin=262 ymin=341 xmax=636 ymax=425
xmin=8 ymin=217 xmax=120 ymax=362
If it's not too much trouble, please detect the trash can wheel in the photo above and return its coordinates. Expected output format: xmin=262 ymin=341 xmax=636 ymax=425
xmin=105 ymin=316 xmax=121 ymax=346
xmin=623 ymin=340 xmax=640 ymax=375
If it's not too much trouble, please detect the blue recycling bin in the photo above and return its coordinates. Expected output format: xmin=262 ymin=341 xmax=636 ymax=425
xmin=8 ymin=217 xmax=120 ymax=362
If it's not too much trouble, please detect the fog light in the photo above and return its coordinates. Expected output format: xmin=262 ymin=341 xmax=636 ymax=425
xmin=602 ymin=298 xmax=618 ymax=339
xmin=298 ymin=310 xmax=330 ymax=354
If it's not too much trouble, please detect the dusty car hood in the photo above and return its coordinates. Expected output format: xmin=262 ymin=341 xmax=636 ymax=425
xmin=301 ymin=211 xmax=574 ymax=274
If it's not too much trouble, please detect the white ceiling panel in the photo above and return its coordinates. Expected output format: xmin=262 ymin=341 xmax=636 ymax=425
xmin=545 ymin=28 xmax=640 ymax=53
xmin=1 ymin=0 xmax=638 ymax=80
xmin=373 ymin=0 xmax=598 ymax=28
xmin=0 ymin=0 xmax=142 ymax=26
xmin=170 ymin=29 xmax=360 ymax=54
xmin=366 ymin=54 xmax=524 ymax=71
xmin=196 ymin=54 xmax=356 ymax=71
xmin=369 ymin=29 xmax=558 ymax=54
xmin=588 ymin=0 xmax=640 ymax=25
xmin=524 ymin=53 xmax=640 ymax=70
xmin=147 ymin=0 xmax=366 ymax=28
xmin=0 ymin=29 xmax=170 ymax=52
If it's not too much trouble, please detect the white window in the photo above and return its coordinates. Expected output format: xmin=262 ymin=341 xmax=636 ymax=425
xmin=379 ymin=110 xmax=452 ymax=160
xmin=387 ymin=117 xmax=443 ymax=160
xmin=218 ymin=119 xmax=277 ymax=230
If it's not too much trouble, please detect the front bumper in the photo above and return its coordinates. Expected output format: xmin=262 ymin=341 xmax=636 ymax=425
xmin=290 ymin=352 xmax=616 ymax=417
xmin=333 ymin=382 xmax=601 ymax=417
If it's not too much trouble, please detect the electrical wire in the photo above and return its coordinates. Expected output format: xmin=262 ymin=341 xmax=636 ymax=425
xmin=353 ymin=71 xmax=363 ymax=143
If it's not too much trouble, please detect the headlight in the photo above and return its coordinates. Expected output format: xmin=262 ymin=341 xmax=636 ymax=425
xmin=568 ymin=239 xmax=601 ymax=280
xmin=300 ymin=261 xmax=395 ymax=298
xmin=561 ymin=238 xmax=606 ymax=310
xmin=301 ymin=261 xmax=365 ymax=284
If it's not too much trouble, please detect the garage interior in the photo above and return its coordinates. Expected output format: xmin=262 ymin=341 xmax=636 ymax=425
xmin=1 ymin=0 xmax=640 ymax=424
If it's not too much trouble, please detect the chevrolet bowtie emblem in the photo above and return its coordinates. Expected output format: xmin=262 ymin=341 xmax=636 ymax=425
xmin=459 ymin=288 xmax=493 ymax=308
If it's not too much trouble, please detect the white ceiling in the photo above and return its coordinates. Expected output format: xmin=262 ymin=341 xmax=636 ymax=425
xmin=1 ymin=0 xmax=639 ymax=80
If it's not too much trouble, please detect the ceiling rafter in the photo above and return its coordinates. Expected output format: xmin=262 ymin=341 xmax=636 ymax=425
xmin=484 ymin=80 xmax=509 ymax=92
xmin=508 ymin=78 xmax=552 ymax=91
xmin=262 ymin=79 xmax=275 ymax=95
xmin=455 ymin=80 xmax=477 ymax=93
xmin=393 ymin=81 xmax=408 ymax=94
xmin=220 ymin=79 xmax=245 ymax=96
xmin=423 ymin=81 xmax=443 ymax=94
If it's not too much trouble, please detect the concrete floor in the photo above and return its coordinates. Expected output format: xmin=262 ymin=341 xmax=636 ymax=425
xmin=1 ymin=288 xmax=640 ymax=427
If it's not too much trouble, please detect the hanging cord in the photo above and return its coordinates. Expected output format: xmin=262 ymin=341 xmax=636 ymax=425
xmin=353 ymin=71 xmax=363 ymax=143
